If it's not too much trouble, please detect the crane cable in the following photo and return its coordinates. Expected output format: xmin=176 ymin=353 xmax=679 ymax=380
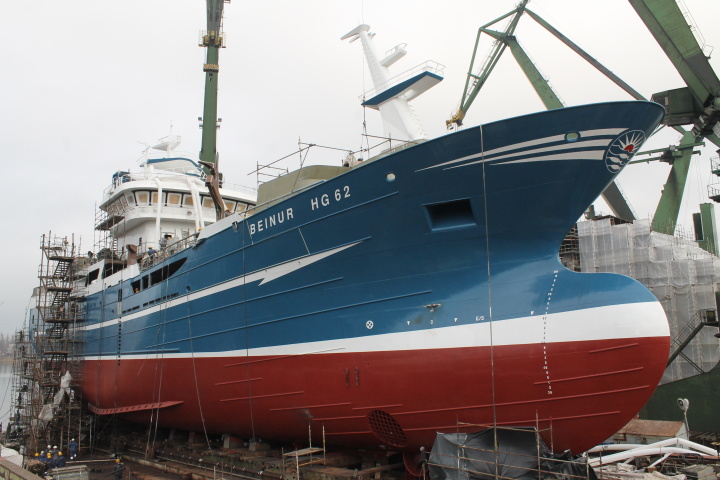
xmin=478 ymin=123 xmax=500 ymax=477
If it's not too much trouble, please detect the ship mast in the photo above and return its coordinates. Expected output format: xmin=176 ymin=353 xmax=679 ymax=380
xmin=199 ymin=0 xmax=227 ymax=220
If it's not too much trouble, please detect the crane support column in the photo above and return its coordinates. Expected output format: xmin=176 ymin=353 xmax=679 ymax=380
xmin=199 ymin=0 xmax=227 ymax=221
xmin=200 ymin=45 xmax=220 ymax=168
xmin=652 ymin=130 xmax=698 ymax=233
xmin=199 ymin=0 xmax=225 ymax=171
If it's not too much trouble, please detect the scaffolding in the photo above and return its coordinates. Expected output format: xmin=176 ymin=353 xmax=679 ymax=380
xmin=427 ymin=425 xmax=593 ymax=480
xmin=559 ymin=225 xmax=581 ymax=272
xmin=8 ymin=233 xmax=87 ymax=454
xmin=577 ymin=218 xmax=720 ymax=384
xmin=94 ymin=205 xmax=121 ymax=259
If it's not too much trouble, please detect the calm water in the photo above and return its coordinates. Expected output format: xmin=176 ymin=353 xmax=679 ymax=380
xmin=0 ymin=362 xmax=12 ymax=430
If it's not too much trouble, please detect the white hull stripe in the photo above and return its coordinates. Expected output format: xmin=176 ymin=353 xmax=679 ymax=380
xmin=492 ymin=150 xmax=605 ymax=166
xmin=81 ymin=241 xmax=362 ymax=332
xmin=448 ymin=151 xmax=605 ymax=170
xmin=416 ymin=128 xmax=625 ymax=172
xmin=82 ymin=301 xmax=669 ymax=361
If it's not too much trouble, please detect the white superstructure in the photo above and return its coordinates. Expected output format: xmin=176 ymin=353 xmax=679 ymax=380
xmin=342 ymin=25 xmax=444 ymax=142
xmin=94 ymin=138 xmax=256 ymax=261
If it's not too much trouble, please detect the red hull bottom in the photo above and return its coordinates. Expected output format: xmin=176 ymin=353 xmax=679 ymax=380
xmin=83 ymin=336 xmax=669 ymax=453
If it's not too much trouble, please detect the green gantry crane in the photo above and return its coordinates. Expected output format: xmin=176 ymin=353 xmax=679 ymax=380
xmin=628 ymin=0 xmax=720 ymax=238
xmin=446 ymin=2 xmax=643 ymax=222
xmin=449 ymin=0 xmax=720 ymax=237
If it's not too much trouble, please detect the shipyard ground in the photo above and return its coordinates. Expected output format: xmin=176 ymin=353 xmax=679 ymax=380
xmin=55 ymin=418 xmax=407 ymax=480
xmin=24 ymin=446 xmax=405 ymax=480
xmin=12 ymin=416 xmax=720 ymax=480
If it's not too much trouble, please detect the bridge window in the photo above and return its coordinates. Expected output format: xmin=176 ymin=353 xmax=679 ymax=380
xmin=136 ymin=191 xmax=150 ymax=205
xmin=87 ymin=269 xmax=100 ymax=285
xmin=201 ymin=196 xmax=214 ymax=209
xmin=151 ymin=192 xmax=166 ymax=205
xmin=167 ymin=192 xmax=182 ymax=206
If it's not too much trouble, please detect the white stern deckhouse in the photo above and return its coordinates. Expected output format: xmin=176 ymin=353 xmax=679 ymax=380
xmin=341 ymin=24 xmax=444 ymax=142
xmin=95 ymin=138 xmax=256 ymax=258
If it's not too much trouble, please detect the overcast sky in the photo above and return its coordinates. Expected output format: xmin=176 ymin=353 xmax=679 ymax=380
xmin=0 ymin=0 xmax=718 ymax=334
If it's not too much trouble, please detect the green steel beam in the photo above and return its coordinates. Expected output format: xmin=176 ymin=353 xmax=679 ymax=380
xmin=629 ymin=0 xmax=720 ymax=141
xmin=525 ymin=9 xmax=646 ymax=101
xmin=206 ymin=0 xmax=223 ymax=33
xmin=651 ymin=130 xmax=697 ymax=233
xmin=503 ymin=36 xmax=564 ymax=110
xmin=629 ymin=0 xmax=720 ymax=108
xmin=708 ymin=133 xmax=720 ymax=150
xmin=199 ymin=0 xmax=225 ymax=172
xmin=601 ymin=181 xmax=637 ymax=222
xmin=628 ymin=0 xmax=720 ymax=232
xmin=697 ymin=202 xmax=717 ymax=255
xmin=629 ymin=140 xmax=705 ymax=160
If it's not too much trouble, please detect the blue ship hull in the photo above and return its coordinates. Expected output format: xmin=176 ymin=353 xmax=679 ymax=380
xmin=80 ymin=101 xmax=670 ymax=453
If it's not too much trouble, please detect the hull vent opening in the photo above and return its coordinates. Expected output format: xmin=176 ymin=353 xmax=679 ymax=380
xmin=425 ymin=198 xmax=476 ymax=231
xmin=367 ymin=410 xmax=408 ymax=447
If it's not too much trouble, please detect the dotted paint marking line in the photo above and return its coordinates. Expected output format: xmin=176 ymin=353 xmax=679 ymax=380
xmin=542 ymin=270 xmax=559 ymax=395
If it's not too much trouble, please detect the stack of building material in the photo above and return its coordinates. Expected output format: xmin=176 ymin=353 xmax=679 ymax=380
xmin=680 ymin=465 xmax=716 ymax=480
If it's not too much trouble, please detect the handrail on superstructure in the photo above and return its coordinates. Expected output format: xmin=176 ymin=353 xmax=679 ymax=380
xmin=138 ymin=232 xmax=201 ymax=271
xmin=359 ymin=61 xmax=445 ymax=101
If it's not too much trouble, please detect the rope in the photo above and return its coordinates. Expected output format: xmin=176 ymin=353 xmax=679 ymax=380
xmin=362 ymin=107 xmax=370 ymax=157
xmin=107 ymin=287 xmax=120 ymax=447
xmin=0 ymin=364 xmax=12 ymax=423
xmin=242 ymin=213 xmax=256 ymax=440
xmin=187 ymin=293 xmax=212 ymax=450
xmin=360 ymin=35 xmax=370 ymax=157
xmin=478 ymin=123 xmax=500 ymax=478
xmin=148 ymin=292 xmax=168 ymax=450
xmin=143 ymin=326 xmax=162 ymax=456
